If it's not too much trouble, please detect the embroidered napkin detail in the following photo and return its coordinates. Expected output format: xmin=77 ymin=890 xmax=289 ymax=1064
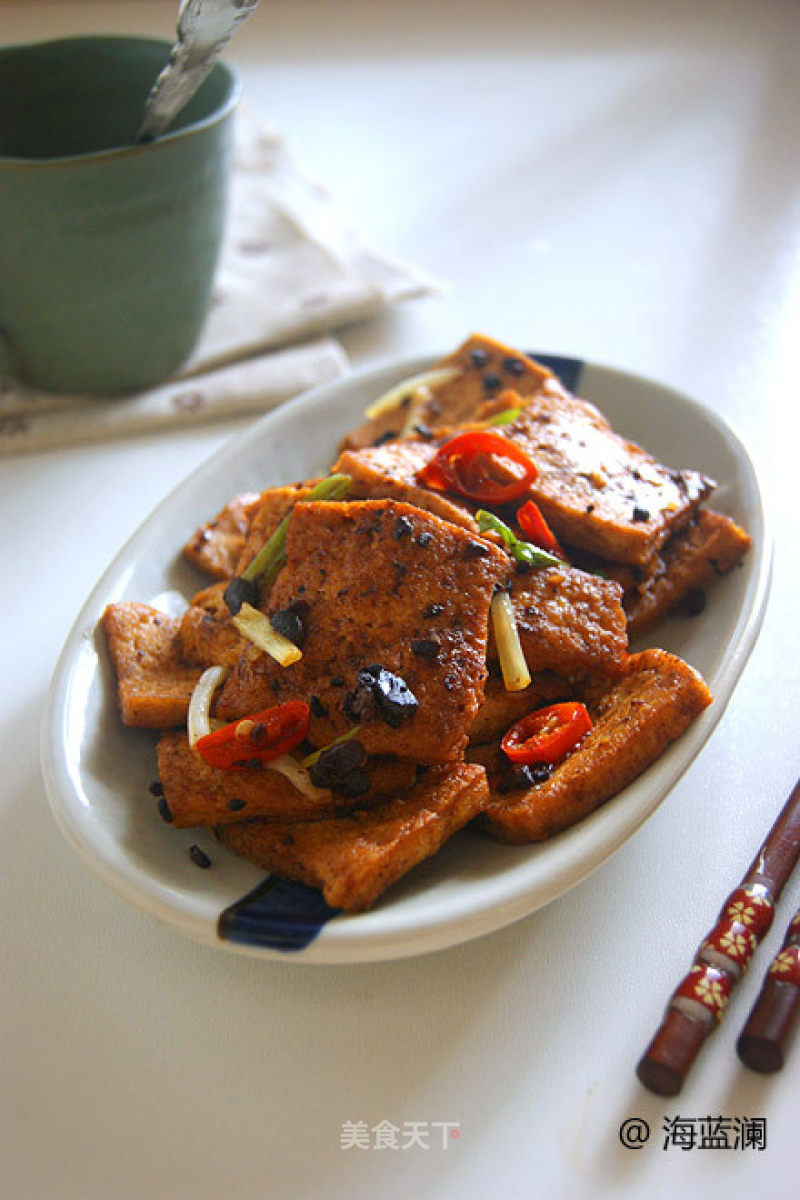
xmin=0 ymin=339 xmax=347 ymax=454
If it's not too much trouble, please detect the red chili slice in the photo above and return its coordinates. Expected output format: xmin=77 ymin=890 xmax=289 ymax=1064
xmin=418 ymin=430 xmax=538 ymax=504
xmin=501 ymin=701 xmax=592 ymax=765
xmin=195 ymin=700 xmax=310 ymax=771
xmin=516 ymin=499 xmax=564 ymax=558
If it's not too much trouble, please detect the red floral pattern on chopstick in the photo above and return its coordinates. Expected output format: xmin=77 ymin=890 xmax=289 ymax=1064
xmin=769 ymin=945 xmax=800 ymax=985
xmin=667 ymin=887 xmax=773 ymax=1026
xmin=671 ymin=963 xmax=735 ymax=1024
xmin=700 ymin=914 xmax=760 ymax=978
xmin=721 ymin=884 xmax=775 ymax=939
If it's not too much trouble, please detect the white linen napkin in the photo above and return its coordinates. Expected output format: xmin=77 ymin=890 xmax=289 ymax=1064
xmin=0 ymin=110 xmax=440 ymax=455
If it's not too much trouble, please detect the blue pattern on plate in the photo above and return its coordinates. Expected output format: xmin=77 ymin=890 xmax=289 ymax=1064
xmin=525 ymin=353 xmax=584 ymax=393
xmin=218 ymin=876 xmax=340 ymax=951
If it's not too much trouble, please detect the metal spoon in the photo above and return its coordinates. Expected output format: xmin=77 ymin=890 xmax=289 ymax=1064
xmin=138 ymin=0 xmax=259 ymax=141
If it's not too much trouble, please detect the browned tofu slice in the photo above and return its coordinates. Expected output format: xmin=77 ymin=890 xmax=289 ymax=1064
xmin=234 ymin=482 xmax=315 ymax=575
xmin=475 ymin=648 xmax=712 ymax=843
xmin=502 ymin=390 xmax=714 ymax=565
xmin=156 ymin=731 xmax=417 ymax=828
xmin=182 ymin=492 xmax=260 ymax=580
xmin=216 ymin=762 xmax=490 ymax=912
xmin=101 ymin=603 xmax=203 ymax=727
xmin=340 ymin=334 xmax=554 ymax=450
xmin=333 ymin=441 xmax=479 ymax=531
xmin=178 ymin=582 xmax=248 ymax=668
xmin=468 ymin=672 xmax=575 ymax=744
xmin=470 ymin=676 xmax=575 ymax=739
xmin=488 ymin=563 xmax=629 ymax=679
xmin=562 ymin=543 xmax=660 ymax=600
xmin=625 ymin=510 xmax=751 ymax=638
xmin=217 ymin=499 xmax=509 ymax=762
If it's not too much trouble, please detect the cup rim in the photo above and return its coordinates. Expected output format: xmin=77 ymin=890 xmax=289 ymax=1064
xmin=0 ymin=34 xmax=242 ymax=166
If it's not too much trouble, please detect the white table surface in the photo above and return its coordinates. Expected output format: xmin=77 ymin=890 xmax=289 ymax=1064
xmin=2 ymin=2 xmax=799 ymax=1197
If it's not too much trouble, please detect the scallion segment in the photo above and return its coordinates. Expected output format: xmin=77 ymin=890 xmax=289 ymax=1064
xmin=232 ymin=603 xmax=303 ymax=667
xmin=187 ymin=665 xmax=230 ymax=748
xmin=485 ymin=407 xmax=522 ymax=426
xmin=476 ymin=510 xmax=563 ymax=570
xmin=225 ymin=473 xmax=352 ymax=613
xmin=242 ymin=472 xmax=352 ymax=586
xmin=266 ymin=754 xmax=331 ymax=801
xmin=301 ymin=725 xmax=363 ymax=769
xmin=364 ymin=366 xmax=460 ymax=421
xmin=491 ymin=591 xmax=531 ymax=692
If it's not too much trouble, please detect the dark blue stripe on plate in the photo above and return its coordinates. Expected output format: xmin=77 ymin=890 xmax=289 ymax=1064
xmin=219 ymin=876 xmax=340 ymax=951
xmin=525 ymin=352 xmax=584 ymax=393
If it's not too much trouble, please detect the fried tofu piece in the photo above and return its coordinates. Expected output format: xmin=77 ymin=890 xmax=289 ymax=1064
xmin=216 ymin=762 xmax=490 ymax=911
xmin=182 ymin=492 xmax=260 ymax=580
xmin=217 ymin=499 xmax=509 ymax=762
xmin=178 ymin=582 xmax=248 ymax=668
xmin=468 ymin=672 xmax=575 ymax=744
xmin=562 ymin=543 xmax=660 ymax=600
xmin=625 ymin=510 xmax=751 ymax=638
xmin=502 ymin=391 xmax=714 ymax=565
xmin=333 ymin=441 xmax=479 ymax=531
xmin=340 ymin=334 xmax=554 ymax=450
xmin=475 ymin=648 xmax=712 ymax=843
xmin=101 ymin=603 xmax=203 ymax=727
xmin=156 ymin=731 xmax=418 ymax=828
xmin=489 ymin=563 xmax=629 ymax=679
xmin=234 ymin=482 xmax=315 ymax=575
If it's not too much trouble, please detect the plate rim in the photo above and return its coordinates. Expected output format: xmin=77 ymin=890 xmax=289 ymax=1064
xmin=40 ymin=351 xmax=773 ymax=963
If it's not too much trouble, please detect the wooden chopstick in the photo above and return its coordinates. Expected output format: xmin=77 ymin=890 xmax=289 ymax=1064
xmin=737 ymin=905 xmax=800 ymax=1072
xmin=636 ymin=777 xmax=800 ymax=1096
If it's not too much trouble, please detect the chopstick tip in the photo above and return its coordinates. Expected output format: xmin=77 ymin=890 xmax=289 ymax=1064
xmin=736 ymin=1033 xmax=784 ymax=1074
xmin=636 ymin=1007 xmax=708 ymax=1097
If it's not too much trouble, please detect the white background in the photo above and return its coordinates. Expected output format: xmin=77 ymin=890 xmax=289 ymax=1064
xmin=2 ymin=2 xmax=799 ymax=1197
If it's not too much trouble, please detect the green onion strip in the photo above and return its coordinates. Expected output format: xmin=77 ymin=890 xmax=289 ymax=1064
xmin=475 ymin=510 xmax=563 ymax=570
xmin=241 ymin=473 xmax=352 ymax=589
xmin=301 ymin=725 xmax=363 ymax=769
xmin=484 ymin=407 xmax=522 ymax=427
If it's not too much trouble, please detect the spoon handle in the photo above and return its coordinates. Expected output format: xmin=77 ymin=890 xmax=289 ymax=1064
xmin=138 ymin=0 xmax=258 ymax=141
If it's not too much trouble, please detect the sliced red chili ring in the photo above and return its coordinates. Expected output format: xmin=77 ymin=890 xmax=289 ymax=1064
xmin=516 ymin=498 xmax=564 ymax=558
xmin=195 ymin=700 xmax=310 ymax=770
xmin=501 ymin=701 xmax=592 ymax=765
xmin=418 ymin=430 xmax=538 ymax=504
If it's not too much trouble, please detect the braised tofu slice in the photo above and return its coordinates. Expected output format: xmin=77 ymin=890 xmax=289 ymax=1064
xmin=101 ymin=603 xmax=203 ymax=727
xmin=234 ymin=482 xmax=316 ymax=575
xmin=503 ymin=390 xmax=714 ymax=565
xmin=334 ymin=441 xmax=478 ymax=531
xmin=178 ymin=582 xmax=248 ymax=668
xmin=475 ymin=648 xmax=711 ymax=843
xmin=340 ymin=334 xmax=554 ymax=450
xmin=156 ymin=731 xmax=417 ymax=828
xmin=182 ymin=491 xmax=260 ymax=580
xmin=216 ymin=762 xmax=490 ymax=912
xmin=217 ymin=499 xmax=509 ymax=762
xmin=625 ymin=509 xmax=751 ymax=638
xmin=562 ymin=543 xmax=661 ymax=601
xmin=468 ymin=672 xmax=575 ymax=744
xmin=490 ymin=563 xmax=629 ymax=680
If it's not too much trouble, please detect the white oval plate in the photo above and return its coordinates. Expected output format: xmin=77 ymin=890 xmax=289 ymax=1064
xmin=41 ymin=353 xmax=771 ymax=963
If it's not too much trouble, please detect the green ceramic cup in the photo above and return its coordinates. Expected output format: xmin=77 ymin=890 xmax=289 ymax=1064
xmin=0 ymin=36 xmax=240 ymax=394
